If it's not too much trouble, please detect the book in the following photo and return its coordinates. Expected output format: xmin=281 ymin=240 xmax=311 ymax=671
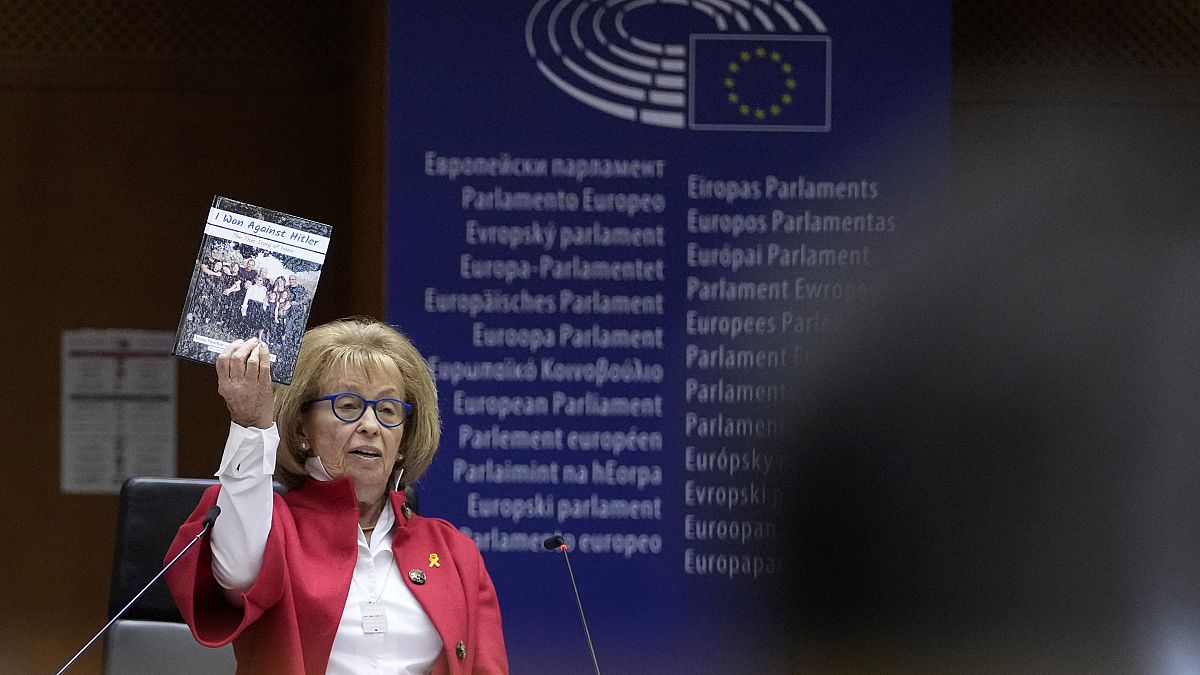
xmin=173 ymin=195 xmax=332 ymax=385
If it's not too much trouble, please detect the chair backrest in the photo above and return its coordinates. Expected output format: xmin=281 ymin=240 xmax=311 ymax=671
xmin=105 ymin=477 xmax=234 ymax=674
xmin=108 ymin=477 xmax=223 ymax=622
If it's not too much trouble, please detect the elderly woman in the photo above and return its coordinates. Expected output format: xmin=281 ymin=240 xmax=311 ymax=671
xmin=166 ymin=317 xmax=508 ymax=674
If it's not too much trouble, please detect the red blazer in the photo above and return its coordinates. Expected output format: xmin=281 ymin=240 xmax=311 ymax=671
xmin=165 ymin=479 xmax=508 ymax=674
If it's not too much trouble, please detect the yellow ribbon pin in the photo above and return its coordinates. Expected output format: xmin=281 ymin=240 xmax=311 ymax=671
xmin=428 ymin=553 xmax=441 ymax=568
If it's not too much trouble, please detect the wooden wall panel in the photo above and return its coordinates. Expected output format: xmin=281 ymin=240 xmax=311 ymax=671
xmin=0 ymin=2 xmax=383 ymax=672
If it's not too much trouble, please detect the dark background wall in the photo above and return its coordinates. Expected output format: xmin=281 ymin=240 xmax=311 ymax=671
xmin=0 ymin=3 xmax=385 ymax=672
xmin=0 ymin=1 xmax=1196 ymax=672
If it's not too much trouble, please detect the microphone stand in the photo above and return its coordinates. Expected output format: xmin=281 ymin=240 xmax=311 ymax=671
xmin=56 ymin=506 xmax=220 ymax=675
xmin=546 ymin=535 xmax=601 ymax=675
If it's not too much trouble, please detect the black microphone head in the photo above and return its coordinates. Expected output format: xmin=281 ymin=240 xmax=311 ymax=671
xmin=202 ymin=505 xmax=222 ymax=529
xmin=544 ymin=534 xmax=565 ymax=550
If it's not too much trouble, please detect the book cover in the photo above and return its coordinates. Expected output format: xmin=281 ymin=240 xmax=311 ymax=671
xmin=173 ymin=195 xmax=332 ymax=385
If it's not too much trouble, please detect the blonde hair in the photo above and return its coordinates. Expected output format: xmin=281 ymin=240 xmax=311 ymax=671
xmin=273 ymin=317 xmax=440 ymax=489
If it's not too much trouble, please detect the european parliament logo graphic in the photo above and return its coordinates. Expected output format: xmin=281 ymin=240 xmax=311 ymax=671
xmin=526 ymin=0 xmax=831 ymax=132
xmin=690 ymin=35 xmax=829 ymax=131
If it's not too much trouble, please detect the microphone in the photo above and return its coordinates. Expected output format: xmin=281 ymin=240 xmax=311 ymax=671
xmin=544 ymin=534 xmax=601 ymax=675
xmin=202 ymin=505 xmax=221 ymax=529
xmin=56 ymin=505 xmax=222 ymax=675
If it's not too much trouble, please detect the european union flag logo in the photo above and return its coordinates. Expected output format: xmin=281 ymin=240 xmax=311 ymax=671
xmin=689 ymin=35 xmax=830 ymax=131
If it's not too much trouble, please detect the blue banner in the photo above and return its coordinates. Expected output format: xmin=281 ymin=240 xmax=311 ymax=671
xmin=388 ymin=2 xmax=948 ymax=671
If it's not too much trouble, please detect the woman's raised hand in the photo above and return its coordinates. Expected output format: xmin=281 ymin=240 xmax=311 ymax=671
xmin=216 ymin=338 xmax=274 ymax=429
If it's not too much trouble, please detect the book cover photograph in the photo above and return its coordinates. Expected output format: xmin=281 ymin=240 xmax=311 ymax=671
xmin=174 ymin=195 xmax=331 ymax=385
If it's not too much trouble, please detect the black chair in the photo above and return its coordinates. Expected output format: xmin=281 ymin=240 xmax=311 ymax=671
xmin=104 ymin=477 xmax=236 ymax=674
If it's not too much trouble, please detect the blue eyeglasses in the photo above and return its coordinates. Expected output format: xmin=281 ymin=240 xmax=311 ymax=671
xmin=304 ymin=392 xmax=413 ymax=428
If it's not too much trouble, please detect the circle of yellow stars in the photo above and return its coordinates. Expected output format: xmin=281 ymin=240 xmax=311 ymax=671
xmin=724 ymin=46 xmax=796 ymax=120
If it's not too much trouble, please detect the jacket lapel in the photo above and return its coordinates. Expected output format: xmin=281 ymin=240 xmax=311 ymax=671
xmin=390 ymin=491 xmax=469 ymax=674
xmin=286 ymin=479 xmax=360 ymax=670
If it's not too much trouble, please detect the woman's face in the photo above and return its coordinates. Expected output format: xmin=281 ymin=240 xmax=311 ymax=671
xmin=301 ymin=365 xmax=406 ymax=506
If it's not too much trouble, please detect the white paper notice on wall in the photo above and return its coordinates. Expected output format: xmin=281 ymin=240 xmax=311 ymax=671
xmin=60 ymin=329 xmax=177 ymax=494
